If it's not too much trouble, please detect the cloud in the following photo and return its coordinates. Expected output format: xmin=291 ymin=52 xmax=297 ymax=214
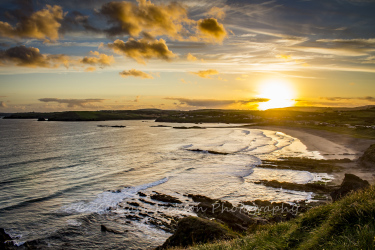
xmin=84 ymin=66 xmax=96 ymax=72
xmin=197 ymin=18 xmax=227 ymax=43
xmin=320 ymin=96 xmax=375 ymax=102
xmin=80 ymin=51 xmax=114 ymax=66
xmin=191 ymin=69 xmax=219 ymax=78
xmin=166 ymin=97 xmax=269 ymax=108
xmin=276 ymin=54 xmax=292 ymax=60
xmin=0 ymin=5 xmax=64 ymax=41
xmin=107 ymin=38 xmax=176 ymax=64
xmin=134 ymin=96 xmax=140 ymax=102
xmin=291 ymin=46 xmax=368 ymax=57
xmin=0 ymin=101 xmax=7 ymax=108
xmin=38 ymin=98 xmax=105 ymax=107
xmin=99 ymin=0 xmax=189 ymax=40
xmin=236 ymin=74 xmax=249 ymax=81
xmin=316 ymin=38 xmax=375 ymax=46
xmin=206 ymin=7 xmax=226 ymax=20
xmin=186 ymin=53 xmax=197 ymax=61
xmin=0 ymin=46 xmax=70 ymax=68
xmin=60 ymin=10 xmax=100 ymax=34
xmin=119 ymin=69 xmax=153 ymax=79
xmin=362 ymin=96 xmax=375 ymax=102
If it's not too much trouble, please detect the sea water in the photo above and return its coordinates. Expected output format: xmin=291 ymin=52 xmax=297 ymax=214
xmin=0 ymin=119 xmax=332 ymax=249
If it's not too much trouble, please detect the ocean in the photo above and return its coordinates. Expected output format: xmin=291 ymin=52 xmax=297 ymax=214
xmin=0 ymin=119 xmax=333 ymax=249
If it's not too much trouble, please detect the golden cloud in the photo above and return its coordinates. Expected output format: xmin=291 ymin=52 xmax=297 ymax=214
xmin=197 ymin=18 xmax=227 ymax=43
xmin=0 ymin=5 xmax=63 ymax=41
xmin=80 ymin=51 xmax=114 ymax=66
xmin=119 ymin=69 xmax=153 ymax=79
xmin=186 ymin=53 xmax=197 ymax=61
xmin=39 ymin=98 xmax=105 ymax=107
xmin=99 ymin=1 xmax=227 ymax=44
xmin=276 ymin=54 xmax=292 ymax=60
xmin=0 ymin=101 xmax=7 ymax=108
xmin=166 ymin=97 xmax=269 ymax=108
xmin=107 ymin=38 xmax=176 ymax=64
xmin=0 ymin=46 xmax=70 ymax=68
xmin=191 ymin=69 xmax=219 ymax=79
xmin=207 ymin=7 xmax=226 ymax=20
xmin=85 ymin=66 xmax=96 ymax=72
xmin=100 ymin=0 xmax=189 ymax=40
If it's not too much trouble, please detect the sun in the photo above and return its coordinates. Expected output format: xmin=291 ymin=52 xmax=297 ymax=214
xmin=257 ymin=79 xmax=296 ymax=110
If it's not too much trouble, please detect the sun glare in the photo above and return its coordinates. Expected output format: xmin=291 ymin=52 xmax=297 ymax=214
xmin=257 ymin=79 xmax=296 ymax=110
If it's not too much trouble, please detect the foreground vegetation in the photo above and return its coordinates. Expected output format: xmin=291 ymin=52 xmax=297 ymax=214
xmin=187 ymin=184 xmax=375 ymax=250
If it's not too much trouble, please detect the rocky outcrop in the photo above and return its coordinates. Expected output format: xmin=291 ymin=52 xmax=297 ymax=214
xmin=359 ymin=144 xmax=375 ymax=168
xmin=331 ymin=174 xmax=370 ymax=202
xmin=150 ymin=193 xmax=182 ymax=204
xmin=253 ymin=180 xmax=335 ymax=193
xmin=156 ymin=217 xmax=237 ymax=249
xmin=100 ymin=225 xmax=124 ymax=234
xmin=188 ymin=194 xmax=258 ymax=232
xmin=0 ymin=228 xmax=13 ymax=249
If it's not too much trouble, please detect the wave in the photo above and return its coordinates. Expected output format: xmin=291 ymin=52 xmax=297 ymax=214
xmin=0 ymin=163 xmax=82 ymax=187
xmin=59 ymin=177 xmax=169 ymax=214
xmin=0 ymin=183 xmax=91 ymax=212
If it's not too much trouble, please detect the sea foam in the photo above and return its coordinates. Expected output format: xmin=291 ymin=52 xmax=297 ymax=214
xmin=59 ymin=177 xmax=169 ymax=214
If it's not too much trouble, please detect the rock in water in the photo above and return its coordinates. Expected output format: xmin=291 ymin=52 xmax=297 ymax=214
xmin=150 ymin=193 xmax=182 ymax=203
xmin=156 ymin=217 xmax=236 ymax=249
xmin=359 ymin=144 xmax=375 ymax=168
xmin=100 ymin=225 xmax=123 ymax=234
xmin=330 ymin=174 xmax=370 ymax=201
xmin=0 ymin=228 xmax=13 ymax=248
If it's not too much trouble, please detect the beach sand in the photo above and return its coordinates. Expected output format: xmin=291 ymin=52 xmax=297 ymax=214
xmin=248 ymin=125 xmax=375 ymax=184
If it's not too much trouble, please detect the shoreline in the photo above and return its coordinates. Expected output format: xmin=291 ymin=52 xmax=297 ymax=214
xmin=248 ymin=125 xmax=375 ymax=184
xmin=248 ymin=125 xmax=375 ymax=159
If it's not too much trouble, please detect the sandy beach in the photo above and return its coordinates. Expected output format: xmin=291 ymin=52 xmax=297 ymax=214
xmin=249 ymin=125 xmax=375 ymax=159
xmin=248 ymin=125 xmax=375 ymax=183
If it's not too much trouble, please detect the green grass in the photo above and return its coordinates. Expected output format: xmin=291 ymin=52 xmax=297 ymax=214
xmin=186 ymin=185 xmax=375 ymax=250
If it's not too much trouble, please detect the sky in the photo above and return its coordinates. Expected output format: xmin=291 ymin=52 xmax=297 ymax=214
xmin=0 ymin=0 xmax=375 ymax=112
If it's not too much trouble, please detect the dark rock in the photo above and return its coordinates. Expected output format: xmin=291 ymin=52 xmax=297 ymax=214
xmin=150 ymin=125 xmax=171 ymax=127
xmin=125 ymin=214 xmax=142 ymax=221
xmin=172 ymin=126 xmax=206 ymax=130
xmin=253 ymin=180 xmax=334 ymax=193
xmin=359 ymin=144 xmax=375 ymax=168
xmin=187 ymin=149 xmax=229 ymax=155
xmin=139 ymin=198 xmax=155 ymax=205
xmin=156 ymin=217 xmax=237 ymax=249
xmin=128 ymin=202 xmax=139 ymax=207
xmin=331 ymin=174 xmax=370 ymax=201
xmin=150 ymin=193 xmax=182 ymax=204
xmin=138 ymin=192 xmax=147 ymax=197
xmin=23 ymin=239 xmax=47 ymax=249
xmin=243 ymin=199 xmax=272 ymax=207
xmin=172 ymin=126 xmax=188 ymax=129
xmin=0 ymin=228 xmax=13 ymax=248
xmin=100 ymin=225 xmax=123 ymax=234
xmin=193 ymin=199 xmax=254 ymax=232
xmin=111 ymin=189 xmax=121 ymax=193
xmin=187 ymin=194 xmax=215 ymax=203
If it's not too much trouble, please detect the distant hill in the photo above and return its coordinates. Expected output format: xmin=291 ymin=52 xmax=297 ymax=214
xmin=273 ymin=105 xmax=375 ymax=112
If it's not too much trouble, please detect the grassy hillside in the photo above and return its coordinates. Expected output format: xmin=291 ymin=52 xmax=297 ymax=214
xmin=188 ymin=185 xmax=375 ymax=250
